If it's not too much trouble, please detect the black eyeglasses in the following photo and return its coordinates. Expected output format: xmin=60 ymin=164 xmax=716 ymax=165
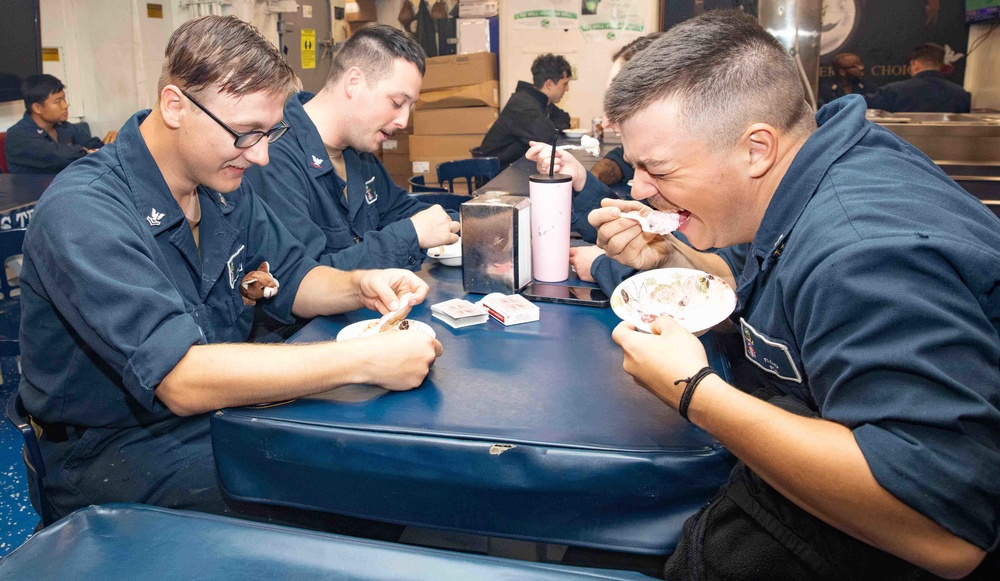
xmin=181 ymin=90 xmax=289 ymax=148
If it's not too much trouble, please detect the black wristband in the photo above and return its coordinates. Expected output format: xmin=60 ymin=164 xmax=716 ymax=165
xmin=674 ymin=367 xmax=716 ymax=421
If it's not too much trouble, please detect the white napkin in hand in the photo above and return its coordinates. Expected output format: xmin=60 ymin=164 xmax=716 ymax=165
xmin=581 ymin=134 xmax=601 ymax=156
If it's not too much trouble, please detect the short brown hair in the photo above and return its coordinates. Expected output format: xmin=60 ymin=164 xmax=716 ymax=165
xmin=327 ymin=23 xmax=426 ymax=86
xmin=604 ymin=10 xmax=814 ymax=147
xmin=910 ymin=42 xmax=945 ymax=69
xmin=158 ymin=15 xmax=297 ymax=99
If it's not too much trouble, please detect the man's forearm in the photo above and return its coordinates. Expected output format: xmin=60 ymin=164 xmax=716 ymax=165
xmin=291 ymin=266 xmax=364 ymax=318
xmin=156 ymin=339 xmax=377 ymax=416
xmin=687 ymin=376 xmax=986 ymax=578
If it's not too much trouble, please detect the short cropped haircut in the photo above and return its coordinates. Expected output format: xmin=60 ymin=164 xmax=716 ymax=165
xmin=531 ymin=54 xmax=572 ymax=88
xmin=612 ymin=32 xmax=666 ymax=65
xmin=158 ymin=15 xmax=297 ymax=99
xmin=327 ymin=23 xmax=426 ymax=86
xmin=604 ymin=10 xmax=815 ymax=147
xmin=910 ymin=43 xmax=945 ymax=68
xmin=22 ymin=74 xmax=64 ymax=111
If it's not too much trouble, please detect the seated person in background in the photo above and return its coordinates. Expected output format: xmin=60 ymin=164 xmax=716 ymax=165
xmin=478 ymin=53 xmax=572 ymax=169
xmin=591 ymin=11 xmax=998 ymax=578
xmin=4 ymin=74 xmax=114 ymax=174
xmin=18 ymin=15 xmax=442 ymax=523
xmin=587 ymin=33 xmax=665 ymax=190
xmin=865 ymin=42 xmax=971 ymax=113
xmin=249 ymin=24 xmax=458 ymax=274
xmin=817 ymin=52 xmax=872 ymax=106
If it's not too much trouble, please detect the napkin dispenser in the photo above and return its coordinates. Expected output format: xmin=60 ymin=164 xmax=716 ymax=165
xmin=460 ymin=192 xmax=532 ymax=294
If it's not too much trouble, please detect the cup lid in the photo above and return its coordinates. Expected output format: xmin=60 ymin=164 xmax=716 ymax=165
xmin=529 ymin=173 xmax=572 ymax=184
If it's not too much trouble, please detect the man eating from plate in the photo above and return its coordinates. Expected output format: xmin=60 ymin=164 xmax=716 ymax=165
xmin=593 ymin=10 xmax=999 ymax=579
xmin=17 ymin=15 xmax=442 ymax=525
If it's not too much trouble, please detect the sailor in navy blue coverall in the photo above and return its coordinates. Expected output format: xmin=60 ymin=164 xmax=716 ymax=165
xmin=597 ymin=11 xmax=997 ymax=578
xmin=249 ymin=25 xmax=458 ymax=274
xmin=864 ymin=42 xmax=971 ymax=114
xmin=4 ymin=74 xmax=104 ymax=174
xmin=17 ymin=15 xmax=440 ymax=523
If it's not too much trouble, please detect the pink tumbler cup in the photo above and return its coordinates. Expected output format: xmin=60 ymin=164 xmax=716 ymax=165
xmin=528 ymin=173 xmax=573 ymax=282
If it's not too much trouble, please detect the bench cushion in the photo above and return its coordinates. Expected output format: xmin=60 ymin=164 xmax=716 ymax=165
xmin=0 ymin=504 xmax=655 ymax=579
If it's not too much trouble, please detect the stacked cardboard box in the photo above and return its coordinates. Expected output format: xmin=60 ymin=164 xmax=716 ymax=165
xmin=411 ymin=52 xmax=499 ymax=195
xmin=382 ymin=109 xmax=414 ymax=190
xmin=345 ymin=1 xmax=377 ymax=36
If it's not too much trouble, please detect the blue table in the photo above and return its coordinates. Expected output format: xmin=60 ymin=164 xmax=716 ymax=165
xmin=212 ymin=262 xmax=735 ymax=555
xmin=0 ymin=173 xmax=51 ymax=230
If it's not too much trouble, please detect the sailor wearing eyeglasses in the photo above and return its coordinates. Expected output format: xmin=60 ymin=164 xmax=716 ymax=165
xmin=17 ymin=15 xmax=442 ymax=522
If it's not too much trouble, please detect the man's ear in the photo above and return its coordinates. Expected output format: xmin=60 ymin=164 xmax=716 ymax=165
xmin=343 ymin=67 xmax=364 ymax=99
xmin=29 ymin=102 xmax=43 ymax=116
xmin=159 ymin=85 xmax=185 ymax=130
xmin=744 ymin=123 xmax=778 ymax=179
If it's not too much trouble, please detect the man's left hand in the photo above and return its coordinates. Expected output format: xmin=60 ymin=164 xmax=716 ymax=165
xmin=612 ymin=316 xmax=709 ymax=409
xmin=569 ymin=245 xmax=604 ymax=282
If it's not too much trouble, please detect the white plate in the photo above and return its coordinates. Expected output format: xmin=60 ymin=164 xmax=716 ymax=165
xmin=611 ymin=268 xmax=736 ymax=334
xmin=562 ymin=130 xmax=588 ymax=139
xmin=336 ymin=319 xmax=436 ymax=341
xmin=427 ymin=239 xmax=462 ymax=267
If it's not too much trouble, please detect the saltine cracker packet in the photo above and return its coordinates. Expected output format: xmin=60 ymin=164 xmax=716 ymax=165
xmin=431 ymin=298 xmax=489 ymax=328
xmin=478 ymin=293 xmax=539 ymax=326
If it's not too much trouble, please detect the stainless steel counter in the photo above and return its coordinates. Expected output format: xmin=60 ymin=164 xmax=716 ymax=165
xmin=867 ymin=110 xmax=1000 ymax=163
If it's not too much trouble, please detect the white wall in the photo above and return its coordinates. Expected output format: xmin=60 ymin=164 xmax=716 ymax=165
xmin=965 ymin=22 xmax=1000 ymax=111
xmin=498 ymin=2 xmax=660 ymax=129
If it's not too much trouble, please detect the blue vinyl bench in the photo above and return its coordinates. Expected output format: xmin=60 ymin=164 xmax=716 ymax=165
xmin=0 ymin=504 xmax=655 ymax=580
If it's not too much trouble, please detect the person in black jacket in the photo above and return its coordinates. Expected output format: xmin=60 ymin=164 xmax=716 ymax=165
xmin=478 ymin=53 xmax=572 ymax=169
xmin=865 ymin=43 xmax=971 ymax=113
xmin=4 ymin=74 xmax=111 ymax=174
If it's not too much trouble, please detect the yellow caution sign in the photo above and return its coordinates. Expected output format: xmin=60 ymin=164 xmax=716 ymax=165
xmin=301 ymin=29 xmax=316 ymax=70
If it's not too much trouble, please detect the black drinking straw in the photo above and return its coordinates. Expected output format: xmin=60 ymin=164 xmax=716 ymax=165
xmin=548 ymin=134 xmax=558 ymax=178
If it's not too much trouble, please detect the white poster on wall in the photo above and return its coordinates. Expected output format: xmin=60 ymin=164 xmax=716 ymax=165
xmin=580 ymin=0 xmax=649 ymax=42
xmin=511 ymin=0 xmax=580 ymax=30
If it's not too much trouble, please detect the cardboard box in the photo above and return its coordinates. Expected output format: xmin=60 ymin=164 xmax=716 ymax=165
xmin=345 ymin=0 xmax=377 ymax=22
xmin=416 ymin=80 xmax=499 ymax=110
xmin=381 ymin=135 xmax=410 ymax=155
xmin=459 ymin=0 xmax=499 ymax=18
xmin=381 ymin=151 xmax=412 ymax=175
xmin=414 ymin=107 xmax=498 ymax=135
xmin=410 ymin=135 xmax=484 ymax=159
xmin=458 ymin=17 xmax=498 ymax=55
xmin=423 ymin=52 xmax=497 ymax=91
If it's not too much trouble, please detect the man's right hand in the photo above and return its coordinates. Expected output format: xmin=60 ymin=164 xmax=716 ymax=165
xmin=526 ymin=141 xmax=587 ymax=191
xmin=410 ymin=205 xmax=460 ymax=249
xmin=355 ymin=330 xmax=443 ymax=391
xmin=590 ymin=198 xmax=673 ymax=271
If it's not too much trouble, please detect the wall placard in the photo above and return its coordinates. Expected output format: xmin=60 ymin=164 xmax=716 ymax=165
xmin=301 ymin=28 xmax=316 ymax=69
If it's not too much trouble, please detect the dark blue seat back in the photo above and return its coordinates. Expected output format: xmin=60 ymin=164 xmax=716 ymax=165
xmin=5 ymin=391 xmax=56 ymax=528
xmin=436 ymin=157 xmax=500 ymax=193
xmin=408 ymin=192 xmax=470 ymax=213
xmin=0 ymin=228 xmax=25 ymax=359
xmin=408 ymin=174 xmax=449 ymax=193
